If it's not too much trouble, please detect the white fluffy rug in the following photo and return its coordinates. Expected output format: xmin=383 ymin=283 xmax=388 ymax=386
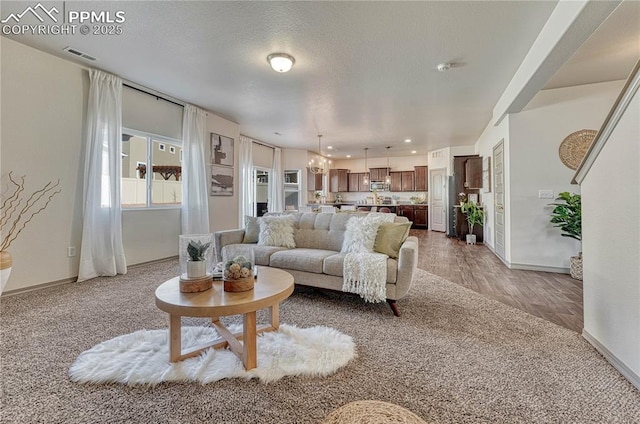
xmin=69 ymin=324 xmax=356 ymax=385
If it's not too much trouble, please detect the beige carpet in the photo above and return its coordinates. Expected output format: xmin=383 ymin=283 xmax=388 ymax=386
xmin=1 ymin=259 xmax=638 ymax=423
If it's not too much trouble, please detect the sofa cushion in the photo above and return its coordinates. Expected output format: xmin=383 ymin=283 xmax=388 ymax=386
xmin=373 ymin=222 xmax=412 ymax=259
xmin=221 ymin=244 xmax=286 ymax=266
xmin=270 ymin=249 xmax=337 ymax=274
xmin=258 ymin=215 xmax=296 ymax=248
xmin=295 ymin=213 xmax=352 ymax=251
xmin=341 ymin=213 xmax=396 ymax=253
xmin=242 ymin=216 xmax=260 ymax=243
xmin=323 ymin=253 xmax=398 ymax=284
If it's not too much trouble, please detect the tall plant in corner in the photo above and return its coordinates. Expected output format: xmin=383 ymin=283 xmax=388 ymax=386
xmin=549 ymin=192 xmax=582 ymax=280
xmin=461 ymin=201 xmax=484 ymax=245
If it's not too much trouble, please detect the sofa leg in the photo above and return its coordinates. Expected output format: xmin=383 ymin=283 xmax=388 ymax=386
xmin=387 ymin=299 xmax=400 ymax=317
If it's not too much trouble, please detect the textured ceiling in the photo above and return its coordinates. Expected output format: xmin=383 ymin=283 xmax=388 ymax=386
xmin=4 ymin=1 xmax=630 ymax=159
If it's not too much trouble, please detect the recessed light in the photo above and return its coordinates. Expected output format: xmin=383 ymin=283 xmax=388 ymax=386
xmin=327 ymin=146 xmax=333 ymax=150
xmin=411 ymin=150 xmax=417 ymax=154
xmin=346 ymin=155 xmax=351 ymax=158
xmin=437 ymin=63 xmax=451 ymax=72
xmin=405 ymin=139 xmax=412 ymax=143
xmin=327 ymin=154 xmax=332 ymax=157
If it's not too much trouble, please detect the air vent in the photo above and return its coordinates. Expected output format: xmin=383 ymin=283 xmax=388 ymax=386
xmin=62 ymin=46 xmax=97 ymax=61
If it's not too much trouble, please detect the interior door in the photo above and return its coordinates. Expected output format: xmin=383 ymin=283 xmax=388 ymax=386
xmin=493 ymin=140 xmax=505 ymax=260
xmin=429 ymin=168 xmax=446 ymax=232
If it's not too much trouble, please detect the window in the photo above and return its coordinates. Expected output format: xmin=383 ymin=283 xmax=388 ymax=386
xmin=121 ymin=129 xmax=182 ymax=208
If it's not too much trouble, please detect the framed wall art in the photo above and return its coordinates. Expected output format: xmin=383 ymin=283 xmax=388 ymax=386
xmin=211 ymin=165 xmax=234 ymax=196
xmin=210 ymin=133 xmax=234 ymax=167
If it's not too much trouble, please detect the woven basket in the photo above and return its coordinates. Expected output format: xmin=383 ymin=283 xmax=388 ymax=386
xmin=223 ymin=276 xmax=254 ymax=292
xmin=321 ymin=400 xmax=428 ymax=424
xmin=570 ymin=255 xmax=583 ymax=281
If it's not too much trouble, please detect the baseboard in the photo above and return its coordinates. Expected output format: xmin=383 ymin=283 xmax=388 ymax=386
xmin=509 ymin=263 xmax=570 ymax=274
xmin=2 ymin=256 xmax=178 ymax=297
xmin=582 ymin=329 xmax=640 ymax=391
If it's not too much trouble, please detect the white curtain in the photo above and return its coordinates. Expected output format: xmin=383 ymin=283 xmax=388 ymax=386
xmin=78 ymin=70 xmax=127 ymax=282
xmin=239 ymin=135 xmax=254 ymax=227
xmin=269 ymin=147 xmax=284 ymax=212
xmin=181 ymin=104 xmax=210 ymax=234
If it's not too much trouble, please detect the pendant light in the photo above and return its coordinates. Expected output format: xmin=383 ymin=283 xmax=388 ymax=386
xmin=384 ymin=146 xmax=391 ymax=184
xmin=362 ymin=148 xmax=370 ymax=185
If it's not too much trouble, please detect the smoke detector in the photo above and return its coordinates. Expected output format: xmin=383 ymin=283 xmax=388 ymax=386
xmin=437 ymin=62 xmax=451 ymax=72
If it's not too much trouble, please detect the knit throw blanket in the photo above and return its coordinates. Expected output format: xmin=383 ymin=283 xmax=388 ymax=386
xmin=342 ymin=213 xmax=395 ymax=303
xmin=343 ymin=252 xmax=388 ymax=303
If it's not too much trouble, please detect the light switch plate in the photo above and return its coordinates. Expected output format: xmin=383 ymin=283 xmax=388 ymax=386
xmin=538 ymin=190 xmax=554 ymax=199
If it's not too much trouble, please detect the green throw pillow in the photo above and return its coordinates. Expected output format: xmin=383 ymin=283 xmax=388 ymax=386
xmin=373 ymin=222 xmax=411 ymax=259
xmin=243 ymin=216 xmax=260 ymax=243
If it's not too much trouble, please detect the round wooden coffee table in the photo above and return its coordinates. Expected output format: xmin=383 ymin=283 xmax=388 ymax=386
xmin=155 ymin=266 xmax=294 ymax=370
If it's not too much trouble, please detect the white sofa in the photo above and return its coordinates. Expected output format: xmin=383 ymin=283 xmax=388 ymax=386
xmin=214 ymin=212 xmax=418 ymax=316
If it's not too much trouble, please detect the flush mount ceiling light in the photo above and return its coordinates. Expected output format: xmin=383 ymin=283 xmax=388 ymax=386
xmin=267 ymin=53 xmax=295 ymax=73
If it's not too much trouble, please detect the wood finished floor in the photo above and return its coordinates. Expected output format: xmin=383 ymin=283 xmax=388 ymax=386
xmin=411 ymin=229 xmax=583 ymax=333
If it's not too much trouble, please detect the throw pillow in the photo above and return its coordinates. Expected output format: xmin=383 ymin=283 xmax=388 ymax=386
xmin=341 ymin=213 xmax=396 ymax=253
xmin=373 ymin=222 xmax=411 ymax=259
xmin=258 ymin=215 xmax=296 ymax=248
xmin=243 ymin=216 xmax=261 ymax=243
xmin=341 ymin=216 xmax=367 ymax=253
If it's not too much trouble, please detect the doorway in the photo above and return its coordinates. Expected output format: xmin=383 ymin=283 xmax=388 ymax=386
xmin=429 ymin=168 xmax=446 ymax=232
xmin=254 ymin=168 xmax=270 ymax=217
xmin=493 ymin=140 xmax=505 ymax=260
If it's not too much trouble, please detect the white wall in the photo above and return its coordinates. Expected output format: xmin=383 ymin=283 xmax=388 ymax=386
xmin=1 ymin=38 xmax=86 ymax=291
xmin=1 ymin=39 xmax=241 ymax=291
xmin=581 ymin=83 xmax=640 ymax=384
xmin=508 ymin=80 xmax=623 ymax=270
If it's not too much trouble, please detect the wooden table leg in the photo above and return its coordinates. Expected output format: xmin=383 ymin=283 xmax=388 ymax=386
xmin=243 ymin=311 xmax=257 ymax=370
xmin=269 ymin=304 xmax=280 ymax=329
xmin=169 ymin=314 xmax=181 ymax=362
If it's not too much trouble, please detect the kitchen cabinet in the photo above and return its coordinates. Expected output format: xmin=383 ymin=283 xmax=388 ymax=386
xmin=347 ymin=172 xmax=371 ymax=192
xmin=414 ymin=166 xmax=428 ymax=191
xmin=401 ymin=171 xmax=415 ymax=191
xmin=307 ymin=169 xmax=323 ymax=191
xmin=414 ymin=205 xmax=428 ymax=228
xmin=389 ymin=172 xmax=402 ymax=192
xmin=369 ymin=167 xmax=390 ymax=182
xmin=330 ymin=169 xmax=349 ymax=193
xmin=465 ymin=157 xmax=483 ymax=189
xmin=348 ymin=173 xmax=360 ymax=192
xmin=398 ymin=205 xmax=414 ymax=222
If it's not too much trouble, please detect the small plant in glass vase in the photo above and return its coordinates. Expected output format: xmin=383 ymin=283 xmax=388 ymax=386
xmin=186 ymin=240 xmax=211 ymax=278
xmin=461 ymin=201 xmax=485 ymax=245
xmin=549 ymin=192 xmax=582 ymax=280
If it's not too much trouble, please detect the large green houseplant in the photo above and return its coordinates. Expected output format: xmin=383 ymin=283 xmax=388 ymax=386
xmin=549 ymin=192 xmax=582 ymax=280
xmin=461 ymin=201 xmax=485 ymax=245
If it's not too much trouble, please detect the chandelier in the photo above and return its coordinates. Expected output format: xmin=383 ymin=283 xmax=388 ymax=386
xmin=308 ymin=134 xmax=331 ymax=175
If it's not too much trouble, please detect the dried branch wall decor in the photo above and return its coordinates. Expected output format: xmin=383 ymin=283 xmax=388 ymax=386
xmin=1 ymin=172 xmax=61 ymax=251
xmin=559 ymin=129 xmax=598 ymax=170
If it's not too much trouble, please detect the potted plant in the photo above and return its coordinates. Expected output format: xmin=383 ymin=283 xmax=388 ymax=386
xmin=549 ymin=192 xmax=582 ymax=280
xmin=186 ymin=240 xmax=211 ymax=278
xmin=461 ymin=201 xmax=485 ymax=245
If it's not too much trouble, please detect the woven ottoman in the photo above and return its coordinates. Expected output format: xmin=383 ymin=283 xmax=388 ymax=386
xmin=322 ymin=400 xmax=428 ymax=424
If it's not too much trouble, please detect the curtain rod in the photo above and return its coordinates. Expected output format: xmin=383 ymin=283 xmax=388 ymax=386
xmin=123 ymin=83 xmax=185 ymax=108
xmin=241 ymin=134 xmax=276 ymax=150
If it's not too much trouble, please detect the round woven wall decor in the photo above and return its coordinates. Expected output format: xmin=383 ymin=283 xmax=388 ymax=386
xmin=559 ymin=129 xmax=597 ymax=170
